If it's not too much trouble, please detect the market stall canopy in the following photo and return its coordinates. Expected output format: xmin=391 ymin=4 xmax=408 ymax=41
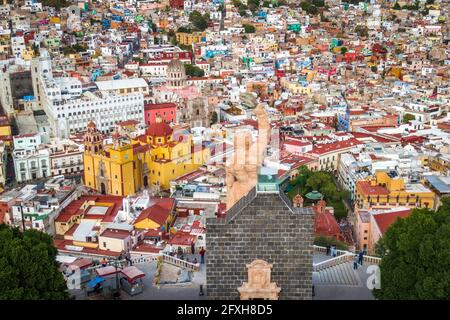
xmin=121 ymin=266 xmax=145 ymax=283
xmin=95 ymin=266 xmax=120 ymax=277
xmin=88 ymin=276 xmax=105 ymax=288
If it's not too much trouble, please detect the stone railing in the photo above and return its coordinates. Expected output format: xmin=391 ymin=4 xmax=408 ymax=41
xmin=313 ymin=245 xmax=382 ymax=266
xmin=362 ymin=255 xmax=382 ymax=265
xmin=82 ymin=253 xmax=198 ymax=274
xmin=131 ymin=254 xmax=159 ymax=265
xmin=161 ymin=253 xmax=200 ymax=271
xmin=313 ymin=253 xmax=353 ymax=271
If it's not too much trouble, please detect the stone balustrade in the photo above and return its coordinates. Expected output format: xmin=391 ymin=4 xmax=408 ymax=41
xmin=161 ymin=253 xmax=200 ymax=271
xmin=313 ymin=253 xmax=353 ymax=271
xmin=313 ymin=245 xmax=382 ymax=266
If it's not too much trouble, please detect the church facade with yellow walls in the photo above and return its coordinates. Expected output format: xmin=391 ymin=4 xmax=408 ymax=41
xmin=83 ymin=118 xmax=210 ymax=196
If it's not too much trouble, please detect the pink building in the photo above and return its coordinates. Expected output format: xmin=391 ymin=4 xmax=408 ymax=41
xmin=144 ymin=103 xmax=177 ymax=125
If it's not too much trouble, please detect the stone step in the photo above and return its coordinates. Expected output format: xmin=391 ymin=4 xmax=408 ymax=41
xmin=315 ymin=262 xmax=360 ymax=286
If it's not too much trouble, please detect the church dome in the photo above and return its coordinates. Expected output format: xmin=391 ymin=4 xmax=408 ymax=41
xmin=146 ymin=116 xmax=172 ymax=138
xmin=166 ymin=55 xmax=186 ymax=88
xmin=167 ymin=58 xmax=185 ymax=74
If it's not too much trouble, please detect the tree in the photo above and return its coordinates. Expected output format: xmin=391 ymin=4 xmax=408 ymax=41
xmin=371 ymin=66 xmax=378 ymax=73
xmin=247 ymin=0 xmax=260 ymax=13
xmin=62 ymin=44 xmax=87 ymax=55
xmin=0 ymin=225 xmax=69 ymax=299
xmin=300 ymin=2 xmax=319 ymax=15
xmin=393 ymin=2 xmax=401 ymax=10
xmin=41 ymin=0 xmax=70 ymax=9
xmin=184 ymin=64 xmax=205 ymax=77
xmin=189 ymin=11 xmax=208 ymax=31
xmin=177 ymin=26 xmax=191 ymax=33
xmin=243 ymin=24 xmax=256 ymax=33
xmin=340 ymin=47 xmax=348 ymax=55
xmin=312 ymin=0 xmax=325 ymax=7
xmin=210 ymin=111 xmax=218 ymax=125
xmin=403 ymin=113 xmax=416 ymax=123
xmin=373 ymin=200 xmax=450 ymax=299
xmin=314 ymin=236 xmax=348 ymax=250
xmin=354 ymin=25 xmax=369 ymax=37
xmin=289 ymin=168 xmax=349 ymax=220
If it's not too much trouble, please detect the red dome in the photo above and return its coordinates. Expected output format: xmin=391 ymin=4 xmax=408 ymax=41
xmin=314 ymin=209 xmax=342 ymax=240
xmin=146 ymin=121 xmax=172 ymax=137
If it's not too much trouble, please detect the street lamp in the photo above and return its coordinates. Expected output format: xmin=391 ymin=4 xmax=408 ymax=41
xmin=113 ymin=256 xmax=121 ymax=299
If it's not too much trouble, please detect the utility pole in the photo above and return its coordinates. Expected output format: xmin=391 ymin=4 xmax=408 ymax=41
xmin=20 ymin=206 xmax=26 ymax=231
xmin=113 ymin=257 xmax=121 ymax=299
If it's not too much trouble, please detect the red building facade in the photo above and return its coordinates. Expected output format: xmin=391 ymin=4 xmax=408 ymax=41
xmin=144 ymin=103 xmax=177 ymax=126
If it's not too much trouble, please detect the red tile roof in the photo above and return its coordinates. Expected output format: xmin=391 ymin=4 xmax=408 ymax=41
xmin=373 ymin=209 xmax=411 ymax=234
xmin=310 ymin=138 xmax=363 ymax=155
xmin=56 ymin=195 xmax=124 ymax=223
xmin=100 ymin=229 xmax=130 ymax=240
xmin=144 ymin=103 xmax=177 ymax=111
xmin=146 ymin=121 xmax=172 ymax=137
xmin=134 ymin=198 xmax=175 ymax=226
xmin=168 ymin=231 xmax=195 ymax=246
xmin=357 ymin=181 xmax=389 ymax=196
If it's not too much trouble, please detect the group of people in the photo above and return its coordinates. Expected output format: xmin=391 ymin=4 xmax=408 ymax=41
xmin=325 ymin=245 xmax=338 ymax=257
xmin=353 ymin=251 xmax=365 ymax=270
xmin=166 ymin=243 xmax=206 ymax=265
xmin=325 ymin=245 xmax=365 ymax=270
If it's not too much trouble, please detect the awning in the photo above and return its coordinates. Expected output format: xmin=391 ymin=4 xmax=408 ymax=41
xmin=87 ymin=276 xmax=105 ymax=288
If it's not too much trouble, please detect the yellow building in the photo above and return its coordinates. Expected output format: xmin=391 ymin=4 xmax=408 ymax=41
xmin=21 ymin=47 xmax=35 ymax=61
xmin=0 ymin=116 xmax=12 ymax=148
xmin=0 ymin=29 xmax=11 ymax=55
xmin=133 ymin=198 xmax=175 ymax=230
xmin=280 ymin=78 xmax=312 ymax=95
xmin=422 ymin=154 xmax=450 ymax=175
xmin=176 ymin=32 xmax=205 ymax=46
xmin=83 ymin=119 xmax=210 ymax=196
xmin=355 ymin=171 xmax=435 ymax=210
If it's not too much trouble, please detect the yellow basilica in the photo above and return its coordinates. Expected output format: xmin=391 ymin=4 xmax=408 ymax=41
xmin=83 ymin=118 xmax=210 ymax=196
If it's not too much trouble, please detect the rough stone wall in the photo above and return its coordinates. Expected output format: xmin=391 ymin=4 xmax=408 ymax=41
xmin=206 ymin=193 xmax=314 ymax=300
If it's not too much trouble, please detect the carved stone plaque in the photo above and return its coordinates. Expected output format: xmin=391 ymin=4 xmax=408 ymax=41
xmin=237 ymin=260 xmax=281 ymax=300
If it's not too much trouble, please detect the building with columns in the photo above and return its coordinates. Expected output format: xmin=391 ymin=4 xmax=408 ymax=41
xmin=83 ymin=120 xmax=210 ymax=196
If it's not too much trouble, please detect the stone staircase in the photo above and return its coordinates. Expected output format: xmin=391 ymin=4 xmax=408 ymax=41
xmin=314 ymin=261 xmax=360 ymax=286
xmin=312 ymin=246 xmax=381 ymax=287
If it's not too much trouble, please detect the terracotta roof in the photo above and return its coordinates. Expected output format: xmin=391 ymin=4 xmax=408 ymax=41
xmin=168 ymin=231 xmax=195 ymax=246
xmin=310 ymin=138 xmax=363 ymax=155
xmin=357 ymin=181 xmax=389 ymax=196
xmin=315 ymin=206 xmax=342 ymax=239
xmin=373 ymin=209 xmax=411 ymax=234
xmin=134 ymin=198 xmax=175 ymax=225
xmin=146 ymin=121 xmax=172 ymax=137
xmin=100 ymin=229 xmax=130 ymax=240
xmin=144 ymin=103 xmax=177 ymax=111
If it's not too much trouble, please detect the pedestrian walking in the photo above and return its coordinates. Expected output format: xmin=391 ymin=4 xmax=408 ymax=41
xmin=191 ymin=242 xmax=195 ymax=255
xmin=326 ymin=245 xmax=330 ymax=256
xmin=358 ymin=251 xmax=364 ymax=265
xmin=199 ymin=247 xmax=206 ymax=264
xmin=353 ymin=255 xmax=358 ymax=270
xmin=332 ymin=245 xmax=337 ymax=257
